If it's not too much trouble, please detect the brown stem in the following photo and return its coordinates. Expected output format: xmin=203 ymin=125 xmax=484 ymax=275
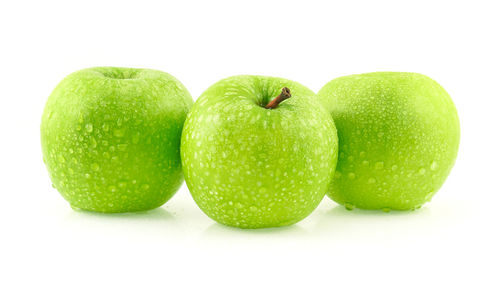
xmin=265 ymin=87 xmax=291 ymax=109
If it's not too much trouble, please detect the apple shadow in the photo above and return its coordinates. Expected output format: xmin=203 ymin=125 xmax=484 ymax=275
xmin=326 ymin=204 xmax=428 ymax=218
xmin=310 ymin=203 xmax=437 ymax=239
xmin=61 ymin=205 xmax=184 ymax=232
xmin=59 ymin=204 xmax=191 ymax=237
xmin=67 ymin=205 xmax=175 ymax=221
xmin=201 ymin=221 xmax=307 ymax=238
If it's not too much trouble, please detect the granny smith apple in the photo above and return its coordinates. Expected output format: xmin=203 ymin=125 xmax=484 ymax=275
xmin=318 ymin=72 xmax=460 ymax=211
xmin=41 ymin=67 xmax=193 ymax=212
xmin=181 ymin=75 xmax=338 ymax=228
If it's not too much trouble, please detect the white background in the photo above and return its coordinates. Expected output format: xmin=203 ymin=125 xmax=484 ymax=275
xmin=1 ymin=0 xmax=499 ymax=285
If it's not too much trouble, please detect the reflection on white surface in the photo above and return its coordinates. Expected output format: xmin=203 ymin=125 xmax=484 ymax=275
xmin=52 ymin=185 xmax=473 ymax=242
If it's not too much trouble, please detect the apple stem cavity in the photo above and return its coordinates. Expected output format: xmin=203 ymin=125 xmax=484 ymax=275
xmin=265 ymin=87 xmax=291 ymax=109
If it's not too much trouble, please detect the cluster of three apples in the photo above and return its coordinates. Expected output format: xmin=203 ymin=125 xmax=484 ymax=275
xmin=41 ymin=67 xmax=459 ymax=228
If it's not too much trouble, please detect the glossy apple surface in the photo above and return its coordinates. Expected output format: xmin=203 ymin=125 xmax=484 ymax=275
xmin=318 ymin=72 xmax=460 ymax=211
xmin=41 ymin=67 xmax=193 ymax=212
xmin=181 ymin=75 xmax=338 ymax=228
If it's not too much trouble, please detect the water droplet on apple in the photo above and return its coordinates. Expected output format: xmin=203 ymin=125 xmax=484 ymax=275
xmin=108 ymin=186 xmax=117 ymax=192
xmin=58 ymin=155 xmax=65 ymax=163
xmin=382 ymin=207 xmax=391 ymax=212
xmin=334 ymin=171 xmax=342 ymax=178
xmin=368 ymin=178 xmax=376 ymax=184
xmin=85 ymin=173 xmax=91 ymax=179
xmin=249 ymin=206 xmax=258 ymax=212
xmin=430 ymin=161 xmax=438 ymax=171
xmin=90 ymin=137 xmax=97 ymax=148
xmin=348 ymin=172 xmax=356 ymax=179
xmin=362 ymin=160 xmax=369 ymax=166
xmin=359 ymin=151 xmax=366 ymax=157
xmin=391 ymin=165 xmax=398 ymax=171
xmin=375 ymin=162 xmax=384 ymax=170
xmin=85 ymin=123 xmax=93 ymax=133
xmin=344 ymin=202 xmax=354 ymax=210
xmin=235 ymin=202 xmax=244 ymax=209
xmin=117 ymin=144 xmax=128 ymax=151
xmin=419 ymin=168 xmax=426 ymax=175
xmin=70 ymin=205 xmax=81 ymax=211
xmin=141 ymin=184 xmax=150 ymax=190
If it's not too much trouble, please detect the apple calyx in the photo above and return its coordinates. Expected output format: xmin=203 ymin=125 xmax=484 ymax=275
xmin=265 ymin=87 xmax=291 ymax=109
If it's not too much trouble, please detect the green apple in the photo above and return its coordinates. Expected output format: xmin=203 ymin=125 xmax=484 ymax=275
xmin=181 ymin=75 xmax=338 ymax=228
xmin=41 ymin=67 xmax=193 ymax=213
xmin=318 ymin=72 xmax=460 ymax=211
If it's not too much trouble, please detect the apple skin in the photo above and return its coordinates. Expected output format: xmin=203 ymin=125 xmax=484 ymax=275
xmin=318 ymin=72 xmax=460 ymax=211
xmin=181 ymin=75 xmax=338 ymax=228
xmin=41 ymin=67 xmax=193 ymax=213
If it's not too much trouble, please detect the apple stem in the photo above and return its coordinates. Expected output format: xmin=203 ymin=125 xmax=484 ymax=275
xmin=265 ymin=87 xmax=291 ymax=109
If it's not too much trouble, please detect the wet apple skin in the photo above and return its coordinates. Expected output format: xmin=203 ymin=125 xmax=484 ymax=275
xmin=41 ymin=67 xmax=193 ymax=212
xmin=318 ymin=72 xmax=460 ymax=211
xmin=181 ymin=75 xmax=338 ymax=228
